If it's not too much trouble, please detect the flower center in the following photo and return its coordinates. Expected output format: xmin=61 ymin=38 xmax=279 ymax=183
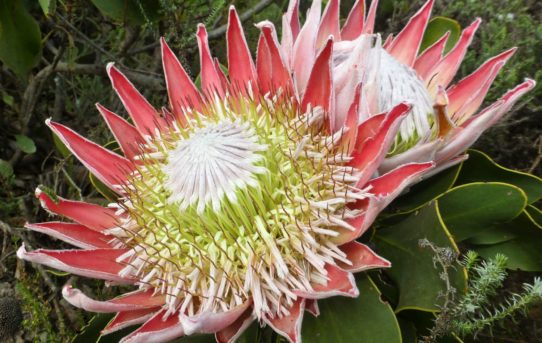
xmin=112 ymin=98 xmax=368 ymax=319
xmin=376 ymin=49 xmax=435 ymax=150
xmin=163 ymin=119 xmax=267 ymax=214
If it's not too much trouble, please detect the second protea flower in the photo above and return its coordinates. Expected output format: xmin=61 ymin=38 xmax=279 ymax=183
xmin=16 ymin=1 xmax=534 ymax=342
xmin=17 ymin=5 xmax=433 ymax=343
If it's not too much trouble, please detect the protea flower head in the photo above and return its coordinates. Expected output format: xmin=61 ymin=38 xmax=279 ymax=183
xmin=17 ymin=1 xmax=533 ymax=343
xmin=279 ymin=0 xmax=534 ymax=175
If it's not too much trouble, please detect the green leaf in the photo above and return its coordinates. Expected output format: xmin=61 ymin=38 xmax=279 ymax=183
xmin=388 ymin=163 xmax=461 ymax=214
xmin=437 ymin=182 xmax=527 ymax=242
xmin=302 ymin=274 xmax=402 ymax=342
xmin=419 ymin=16 xmax=461 ymax=55
xmin=0 ymin=159 xmax=14 ymax=179
xmin=374 ymin=202 xmax=467 ymax=312
xmin=2 ymin=92 xmax=14 ymax=107
xmin=456 ymin=150 xmax=542 ymax=204
xmin=469 ymin=211 xmax=542 ymax=271
xmin=52 ymin=131 xmax=72 ymax=158
xmin=89 ymin=173 xmax=117 ymax=201
xmin=526 ymin=205 xmax=542 ymax=229
xmin=0 ymin=0 xmax=42 ymax=77
xmin=91 ymin=0 xmax=161 ymax=25
xmin=15 ymin=134 xmax=36 ymax=154
xmin=39 ymin=0 xmax=56 ymax=16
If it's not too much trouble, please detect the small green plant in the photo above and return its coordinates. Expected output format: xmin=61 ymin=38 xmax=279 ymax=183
xmin=419 ymin=240 xmax=542 ymax=341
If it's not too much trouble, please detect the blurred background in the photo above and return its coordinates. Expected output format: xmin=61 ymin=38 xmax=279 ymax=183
xmin=0 ymin=0 xmax=540 ymax=341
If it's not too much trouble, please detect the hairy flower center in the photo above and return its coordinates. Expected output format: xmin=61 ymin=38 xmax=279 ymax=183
xmin=377 ymin=49 xmax=435 ymax=149
xmin=163 ymin=119 xmax=267 ymax=213
xmin=113 ymin=98 xmax=368 ymax=319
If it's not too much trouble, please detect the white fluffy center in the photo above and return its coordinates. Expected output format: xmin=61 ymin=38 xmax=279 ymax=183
xmin=163 ymin=119 xmax=267 ymax=213
xmin=377 ymin=49 xmax=435 ymax=144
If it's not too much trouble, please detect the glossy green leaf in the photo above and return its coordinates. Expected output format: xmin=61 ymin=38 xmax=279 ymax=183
xmin=302 ymin=274 xmax=401 ymax=342
xmin=0 ymin=159 xmax=14 ymax=179
xmin=466 ymin=225 xmax=517 ymax=245
xmin=0 ymin=0 xmax=42 ymax=77
xmin=73 ymin=313 xmax=134 ymax=343
xmin=91 ymin=0 xmax=161 ymax=25
xmin=456 ymin=150 xmax=542 ymax=204
xmin=375 ymin=202 xmax=467 ymax=312
xmin=388 ymin=164 xmax=461 ymax=214
xmin=419 ymin=16 xmax=461 ymax=55
xmin=15 ymin=134 xmax=36 ymax=154
xmin=437 ymin=182 xmax=527 ymax=241
xmin=526 ymin=205 xmax=542 ymax=228
xmin=470 ymin=210 xmax=542 ymax=271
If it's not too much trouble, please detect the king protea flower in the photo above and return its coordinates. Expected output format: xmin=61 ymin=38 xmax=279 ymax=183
xmin=279 ymin=0 xmax=534 ymax=175
xmin=17 ymin=1 xmax=532 ymax=343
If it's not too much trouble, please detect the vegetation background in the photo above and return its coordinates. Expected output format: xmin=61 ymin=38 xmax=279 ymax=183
xmin=0 ymin=0 xmax=540 ymax=341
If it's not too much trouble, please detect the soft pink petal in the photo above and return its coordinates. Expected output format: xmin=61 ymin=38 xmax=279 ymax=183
xmin=227 ymin=6 xmax=257 ymax=95
xmin=96 ymin=103 xmax=144 ymax=160
xmin=316 ymin=0 xmax=340 ymax=48
xmin=63 ymin=285 xmax=165 ymax=313
xmin=256 ymin=33 xmax=273 ymax=94
xmin=334 ymin=162 xmax=434 ymax=244
xmin=35 ymin=187 xmax=120 ymax=232
xmin=414 ymin=31 xmax=450 ymax=80
xmin=363 ymin=0 xmax=379 ymax=34
xmin=341 ymin=0 xmax=365 ymax=40
xmin=331 ymin=198 xmax=381 ymax=245
xmin=355 ymin=112 xmax=387 ymax=145
xmin=379 ymin=140 xmax=441 ymax=173
xmin=301 ymin=38 xmax=335 ymax=130
xmin=17 ymin=245 xmax=132 ymax=283
xmin=258 ymin=22 xmax=294 ymax=94
xmin=106 ymin=63 xmax=164 ymax=136
xmin=25 ymin=222 xmax=111 ymax=249
xmin=437 ymin=79 xmax=535 ymax=162
xmin=292 ymin=0 xmax=321 ymax=94
xmin=102 ymin=308 xmax=159 ymax=335
xmin=339 ymin=83 xmax=361 ymax=154
xmin=296 ymin=264 xmax=359 ymax=299
xmin=369 ymin=162 xmax=434 ymax=197
xmin=387 ymin=0 xmax=434 ymax=66
xmin=285 ymin=0 xmax=301 ymax=40
xmin=215 ymin=307 xmax=255 ymax=343
xmin=426 ymin=19 xmax=481 ymax=92
xmin=120 ymin=309 xmax=184 ymax=343
xmin=447 ymin=48 xmax=516 ymax=123
xmin=180 ymin=301 xmax=251 ymax=335
xmin=160 ymin=38 xmax=202 ymax=120
xmin=214 ymin=57 xmax=230 ymax=90
xmin=46 ymin=120 xmax=133 ymax=191
xmin=196 ymin=24 xmax=224 ymax=97
xmin=305 ymin=299 xmax=320 ymax=317
xmin=338 ymin=241 xmax=391 ymax=272
xmin=333 ymin=35 xmax=372 ymax=129
xmin=264 ymin=298 xmax=305 ymax=343
xmin=350 ymin=103 xmax=411 ymax=186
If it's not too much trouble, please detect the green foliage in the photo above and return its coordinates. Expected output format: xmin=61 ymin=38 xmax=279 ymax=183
xmin=424 ymin=251 xmax=542 ymax=340
xmin=420 ymin=16 xmax=461 ymax=54
xmin=15 ymin=134 xmax=37 ymax=154
xmin=0 ymin=0 xmax=42 ymax=77
xmin=91 ymin=0 xmax=162 ymax=25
